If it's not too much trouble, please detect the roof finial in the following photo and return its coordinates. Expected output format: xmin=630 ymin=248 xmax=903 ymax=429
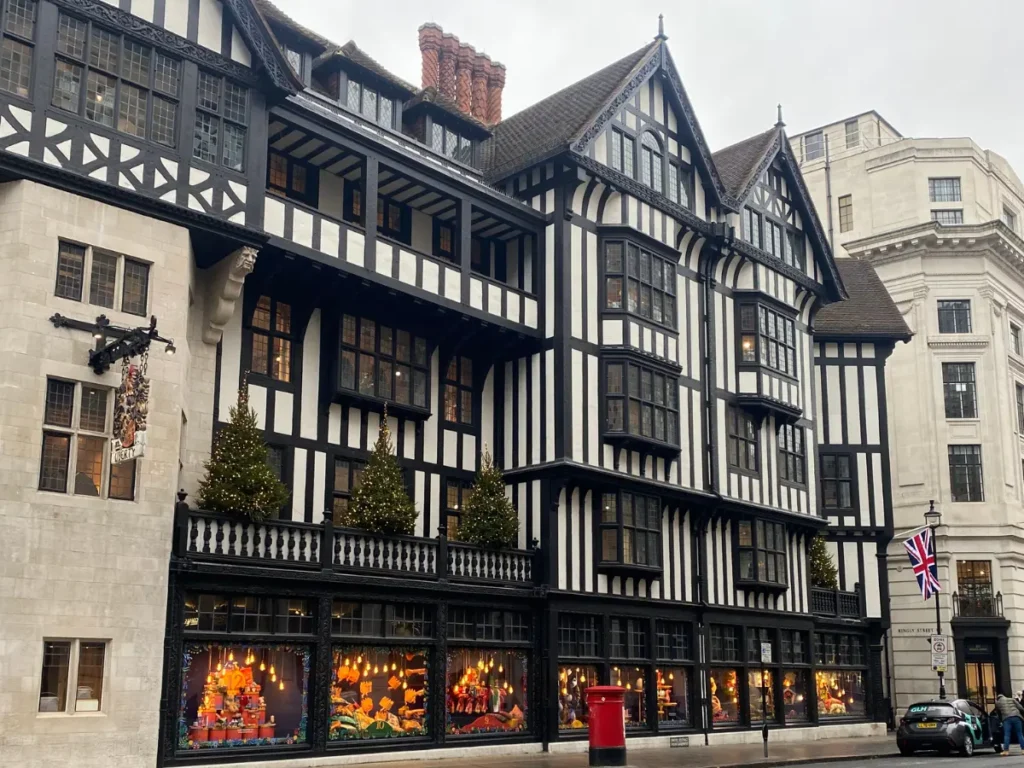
xmin=776 ymin=103 xmax=785 ymax=128
xmin=655 ymin=14 xmax=667 ymax=41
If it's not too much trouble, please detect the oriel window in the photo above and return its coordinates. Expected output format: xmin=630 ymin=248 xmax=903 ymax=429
xmin=603 ymin=240 xmax=676 ymax=329
xmin=250 ymin=296 xmax=292 ymax=383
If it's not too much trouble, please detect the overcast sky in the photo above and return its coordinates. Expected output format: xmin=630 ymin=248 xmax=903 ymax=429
xmin=281 ymin=0 xmax=1023 ymax=171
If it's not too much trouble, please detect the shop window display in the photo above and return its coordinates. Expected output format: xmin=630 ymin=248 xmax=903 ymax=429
xmin=747 ymin=669 xmax=774 ymax=722
xmin=709 ymin=667 xmax=739 ymax=724
xmin=558 ymin=665 xmax=597 ymax=730
xmin=179 ymin=643 xmax=309 ymax=751
xmin=655 ymin=668 xmax=689 ymax=726
xmin=817 ymin=670 xmax=865 ymax=718
xmin=782 ymin=670 xmax=809 ymax=722
xmin=329 ymin=647 xmax=427 ymax=740
xmin=446 ymin=649 xmax=527 ymax=735
xmin=612 ymin=666 xmax=648 ymax=729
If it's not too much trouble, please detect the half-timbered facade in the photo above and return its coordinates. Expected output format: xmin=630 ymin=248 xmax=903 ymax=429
xmin=0 ymin=3 xmax=903 ymax=766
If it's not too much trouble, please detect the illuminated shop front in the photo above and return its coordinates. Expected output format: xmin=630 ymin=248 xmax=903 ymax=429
xmin=554 ymin=611 xmax=697 ymax=737
xmin=814 ymin=633 xmax=867 ymax=719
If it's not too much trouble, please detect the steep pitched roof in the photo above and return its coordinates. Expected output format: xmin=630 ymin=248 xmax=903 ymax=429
xmin=316 ymin=41 xmax=418 ymax=97
xmin=713 ymin=128 xmax=779 ymax=199
xmin=814 ymin=259 xmax=911 ymax=340
xmin=252 ymin=0 xmax=331 ymax=52
xmin=228 ymin=0 xmax=304 ymax=92
xmin=482 ymin=43 xmax=655 ymax=182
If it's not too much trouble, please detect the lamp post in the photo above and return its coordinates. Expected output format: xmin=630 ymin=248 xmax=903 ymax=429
xmin=924 ymin=500 xmax=945 ymax=700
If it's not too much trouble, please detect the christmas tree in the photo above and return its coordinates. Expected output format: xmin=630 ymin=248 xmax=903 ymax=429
xmin=808 ymin=532 xmax=839 ymax=589
xmin=458 ymin=448 xmax=519 ymax=549
xmin=198 ymin=384 xmax=290 ymax=522
xmin=342 ymin=410 xmax=417 ymax=535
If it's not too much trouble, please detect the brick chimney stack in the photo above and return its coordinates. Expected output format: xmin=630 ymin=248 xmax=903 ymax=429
xmin=439 ymin=33 xmax=460 ymax=101
xmin=471 ymin=53 xmax=491 ymax=122
xmin=418 ymin=23 xmax=505 ymax=125
xmin=418 ymin=23 xmax=443 ymax=90
xmin=456 ymin=43 xmax=475 ymax=114
xmin=487 ymin=62 xmax=506 ymax=125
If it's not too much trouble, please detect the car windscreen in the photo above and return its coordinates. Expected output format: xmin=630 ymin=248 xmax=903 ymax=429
xmin=905 ymin=704 xmax=958 ymax=719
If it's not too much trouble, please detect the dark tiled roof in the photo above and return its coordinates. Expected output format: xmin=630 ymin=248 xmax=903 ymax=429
xmin=318 ymin=41 xmax=418 ymax=97
xmin=814 ymin=259 xmax=910 ymax=339
xmin=712 ymin=128 xmax=779 ymax=199
xmin=404 ymin=86 xmax=491 ymax=135
xmin=253 ymin=0 xmax=331 ymax=52
xmin=482 ymin=43 xmax=656 ymax=182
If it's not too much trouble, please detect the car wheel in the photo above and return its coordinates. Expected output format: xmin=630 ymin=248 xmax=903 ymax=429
xmin=899 ymin=746 xmax=915 ymax=756
xmin=961 ymin=736 xmax=975 ymax=757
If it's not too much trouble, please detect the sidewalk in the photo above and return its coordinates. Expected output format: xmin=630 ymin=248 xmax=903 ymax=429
xmin=362 ymin=735 xmax=898 ymax=768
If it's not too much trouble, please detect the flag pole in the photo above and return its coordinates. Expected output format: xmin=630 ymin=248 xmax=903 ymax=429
xmin=923 ymin=500 xmax=946 ymax=700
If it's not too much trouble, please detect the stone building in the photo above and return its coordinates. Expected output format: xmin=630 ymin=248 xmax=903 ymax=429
xmin=793 ymin=111 xmax=1024 ymax=715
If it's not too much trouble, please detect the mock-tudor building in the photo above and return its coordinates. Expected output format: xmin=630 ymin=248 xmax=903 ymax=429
xmin=0 ymin=2 xmax=904 ymax=766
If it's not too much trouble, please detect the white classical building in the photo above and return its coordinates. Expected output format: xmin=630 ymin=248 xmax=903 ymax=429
xmin=794 ymin=111 xmax=1024 ymax=716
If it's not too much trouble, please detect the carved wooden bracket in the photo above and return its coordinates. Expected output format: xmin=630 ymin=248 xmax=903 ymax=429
xmin=203 ymin=246 xmax=258 ymax=344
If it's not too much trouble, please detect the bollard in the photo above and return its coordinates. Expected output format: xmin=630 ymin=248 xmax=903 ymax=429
xmin=585 ymin=685 xmax=626 ymax=767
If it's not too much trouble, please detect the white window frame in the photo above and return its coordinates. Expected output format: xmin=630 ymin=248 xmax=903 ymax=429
xmin=39 ymin=378 xmax=137 ymax=500
xmin=38 ymin=638 xmax=109 ymax=715
xmin=54 ymin=239 xmax=151 ymax=316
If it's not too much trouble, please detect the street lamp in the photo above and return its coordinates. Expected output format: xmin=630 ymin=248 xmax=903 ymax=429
xmin=925 ymin=500 xmax=945 ymax=699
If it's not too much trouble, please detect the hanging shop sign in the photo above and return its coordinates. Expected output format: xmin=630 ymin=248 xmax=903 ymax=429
xmin=112 ymin=355 xmax=150 ymax=465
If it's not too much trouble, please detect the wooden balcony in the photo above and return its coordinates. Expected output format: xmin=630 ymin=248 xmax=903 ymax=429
xmin=173 ymin=500 xmax=539 ymax=590
xmin=263 ymin=195 xmax=540 ymax=334
xmin=810 ymin=585 xmax=865 ymax=620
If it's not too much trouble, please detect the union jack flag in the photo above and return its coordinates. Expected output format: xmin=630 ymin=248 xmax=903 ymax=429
xmin=904 ymin=527 xmax=941 ymax=599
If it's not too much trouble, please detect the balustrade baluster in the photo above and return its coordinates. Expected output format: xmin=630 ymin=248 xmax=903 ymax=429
xmin=240 ymin=523 xmax=250 ymax=558
xmin=189 ymin=518 xmax=199 ymax=553
xmin=214 ymin=521 xmax=224 ymax=555
xmin=201 ymin=519 xmax=212 ymax=553
xmin=310 ymin=530 xmax=319 ymax=565
xmin=343 ymin=533 xmax=352 ymax=567
xmin=333 ymin=532 xmax=341 ymax=567
xmin=290 ymin=528 xmax=299 ymax=561
xmin=227 ymin=522 xmax=237 ymax=556
xmin=254 ymin=524 xmax=264 ymax=559
xmin=402 ymin=541 xmax=410 ymax=573
xmin=372 ymin=537 xmax=381 ymax=569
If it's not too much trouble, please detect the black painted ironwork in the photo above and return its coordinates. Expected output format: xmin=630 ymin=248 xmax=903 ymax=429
xmin=49 ymin=313 xmax=175 ymax=374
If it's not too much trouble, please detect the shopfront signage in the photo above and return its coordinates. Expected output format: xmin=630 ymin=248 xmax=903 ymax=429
xmin=670 ymin=736 xmax=689 ymax=748
xmin=111 ymin=360 xmax=150 ymax=465
xmin=931 ymin=634 xmax=948 ymax=672
xmin=760 ymin=642 xmax=772 ymax=664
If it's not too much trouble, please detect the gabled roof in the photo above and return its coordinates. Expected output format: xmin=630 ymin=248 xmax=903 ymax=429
xmin=814 ymin=259 xmax=911 ymax=340
xmin=482 ymin=43 xmax=655 ymax=182
xmin=252 ymin=0 xmax=331 ymax=53
xmin=713 ymin=128 xmax=778 ymax=200
xmin=227 ymin=0 xmax=304 ymax=93
xmin=315 ymin=41 xmax=418 ymax=98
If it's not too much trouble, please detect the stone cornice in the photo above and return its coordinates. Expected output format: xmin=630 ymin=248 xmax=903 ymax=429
xmin=925 ymin=334 xmax=989 ymax=351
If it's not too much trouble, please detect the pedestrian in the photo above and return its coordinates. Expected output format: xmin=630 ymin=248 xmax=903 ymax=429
xmin=996 ymin=692 xmax=1024 ymax=754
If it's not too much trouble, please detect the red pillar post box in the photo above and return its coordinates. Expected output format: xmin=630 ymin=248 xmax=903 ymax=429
xmin=585 ymin=685 xmax=626 ymax=767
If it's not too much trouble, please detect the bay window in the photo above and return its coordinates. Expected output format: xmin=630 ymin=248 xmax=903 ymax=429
xmin=737 ymin=301 xmax=797 ymax=378
xmin=338 ymin=315 xmax=429 ymax=409
xmin=603 ymin=239 xmax=677 ymax=328
xmin=604 ymin=358 xmax=679 ymax=447
xmin=737 ymin=520 xmax=787 ymax=587
xmin=600 ymin=491 xmax=661 ymax=568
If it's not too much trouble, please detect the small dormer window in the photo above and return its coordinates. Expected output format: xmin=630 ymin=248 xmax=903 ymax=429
xmin=282 ymin=47 xmax=301 ymax=77
xmin=430 ymin=121 xmax=473 ymax=165
xmin=345 ymin=80 xmax=394 ymax=129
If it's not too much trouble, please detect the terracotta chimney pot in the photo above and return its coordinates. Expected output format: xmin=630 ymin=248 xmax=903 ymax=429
xmin=439 ymin=33 xmax=460 ymax=101
xmin=487 ymin=62 xmax=506 ymax=125
xmin=456 ymin=43 xmax=475 ymax=115
xmin=418 ymin=23 xmax=443 ymax=90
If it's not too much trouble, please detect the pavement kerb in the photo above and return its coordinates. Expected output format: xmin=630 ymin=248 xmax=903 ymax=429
xmin=679 ymin=751 xmax=902 ymax=768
